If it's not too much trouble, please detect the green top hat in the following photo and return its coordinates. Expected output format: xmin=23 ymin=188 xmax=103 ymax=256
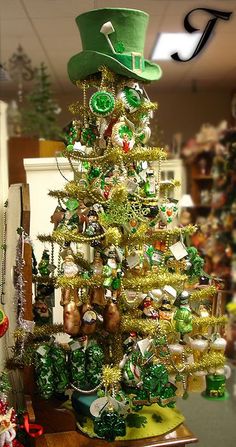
xmin=68 ymin=8 xmax=162 ymax=83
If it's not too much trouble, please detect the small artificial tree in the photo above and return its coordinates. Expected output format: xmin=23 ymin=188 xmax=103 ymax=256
xmin=21 ymin=62 xmax=61 ymax=140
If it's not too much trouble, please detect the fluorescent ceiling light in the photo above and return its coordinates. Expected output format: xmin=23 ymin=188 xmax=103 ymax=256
xmin=151 ymin=32 xmax=202 ymax=61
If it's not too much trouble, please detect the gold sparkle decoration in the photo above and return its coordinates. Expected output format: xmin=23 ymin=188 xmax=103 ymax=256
xmin=105 ymin=227 xmax=122 ymax=246
xmin=102 ymin=365 xmax=122 ymax=388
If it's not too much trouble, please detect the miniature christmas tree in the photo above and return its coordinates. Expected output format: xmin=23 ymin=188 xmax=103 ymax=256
xmin=21 ymin=62 xmax=61 ymax=140
xmin=11 ymin=8 xmax=228 ymax=442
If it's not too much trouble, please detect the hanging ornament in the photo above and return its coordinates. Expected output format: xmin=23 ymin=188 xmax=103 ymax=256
xmin=38 ymin=249 xmax=50 ymax=276
xmin=159 ymin=199 xmax=178 ymax=224
xmin=50 ymin=206 xmax=65 ymax=230
xmin=63 ymin=301 xmax=81 ymax=336
xmin=62 ymin=254 xmax=80 ymax=278
xmin=89 ymin=90 xmax=115 ymax=117
xmin=0 ymin=407 xmax=16 ymax=447
xmin=81 ymin=127 xmax=97 ymax=146
xmin=117 ymin=84 xmax=143 ymax=113
xmin=136 ymin=125 xmax=151 ymax=144
xmin=173 ymin=291 xmax=193 ymax=340
xmin=143 ymin=169 xmax=156 ymax=197
xmin=80 ymin=303 xmax=97 ymax=335
xmin=141 ymin=296 xmax=158 ymax=319
xmin=0 ymin=308 xmax=9 ymax=338
xmin=104 ymin=301 xmax=121 ymax=333
xmin=111 ymin=118 xmax=135 ymax=152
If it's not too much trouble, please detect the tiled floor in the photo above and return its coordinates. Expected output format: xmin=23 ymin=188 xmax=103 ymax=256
xmin=177 ymin=364 xmax=236 ymax=447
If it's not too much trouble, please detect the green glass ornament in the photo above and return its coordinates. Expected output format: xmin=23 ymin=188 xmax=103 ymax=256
xmin=66 ymin=198 xmax=79 ymax=211
xmin=89 ymin=91 xmax=115 ymax=117
xmin=93 ymin=410 xmax=126 ymax=441
xmin=38 ymin=250 xmax=50 ymax=276
xmin=112 ymin=277 xmax=121 ymax=290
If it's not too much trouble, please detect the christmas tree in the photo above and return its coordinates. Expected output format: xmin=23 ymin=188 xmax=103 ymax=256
xmin=11 ymin=8 xmax=228 ymax=442
xmin=21 ymin=62 xmax=61 ymax=140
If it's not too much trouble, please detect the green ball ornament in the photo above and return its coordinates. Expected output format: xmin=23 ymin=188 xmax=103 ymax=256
xmin=66 ymin=144 xmax=74 ymax=152
xmin=89 ymin=90 xmax=115 ymax=117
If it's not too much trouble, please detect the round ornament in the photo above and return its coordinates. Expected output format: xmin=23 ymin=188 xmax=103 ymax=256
xmin=89 ymin=91 xmax=115 ymax=117
xmin=159 ymin=200 xmax=178 ymax=224
xmin=111 ymin=119 xmax=135 ymax=151
xmin=117 ymin=86 xmax=143 ymax=113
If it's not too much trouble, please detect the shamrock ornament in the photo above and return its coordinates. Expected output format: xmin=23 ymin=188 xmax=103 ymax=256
xmin=159 ymin=199 xmax=178 ymax=224
xmin=89 ymin=90 xmax=115 ymax=117
xmin=93 ymin=409 xmax=126 ymax=441
xmin=117 ymin=83 xmax=143 ymax=113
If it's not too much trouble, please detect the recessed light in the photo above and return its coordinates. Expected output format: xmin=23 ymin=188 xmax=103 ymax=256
xmin=151 ymin=32 xmax=202 ymax=61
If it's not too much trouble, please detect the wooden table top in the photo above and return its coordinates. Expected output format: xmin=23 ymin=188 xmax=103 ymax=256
xmin=35 ymin=424 xmax=198 ymax=447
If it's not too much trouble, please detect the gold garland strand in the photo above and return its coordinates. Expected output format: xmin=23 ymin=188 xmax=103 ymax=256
xmin=63 ymin=146 xmax=167 ymax=165
xmin=167 ymin=352 xmax=225 ymax=376
xmin=121 ymin=315 xmax=227 ymax=336
xmin=190 ymin=286 xmax=217 ymax=303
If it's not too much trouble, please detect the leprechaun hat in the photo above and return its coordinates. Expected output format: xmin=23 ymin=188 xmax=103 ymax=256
xmin=68 ymin=8 xmax=162 ymax=83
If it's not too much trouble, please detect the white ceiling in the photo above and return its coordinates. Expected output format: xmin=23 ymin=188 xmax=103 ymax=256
xmin=0 ymin=0 xmax=236 ymax=99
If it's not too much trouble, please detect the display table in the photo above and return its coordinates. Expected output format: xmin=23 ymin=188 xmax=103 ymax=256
xmin=35 ymin=425 xmax=197 ymax=447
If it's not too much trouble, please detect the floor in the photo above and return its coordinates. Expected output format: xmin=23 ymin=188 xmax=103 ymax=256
xmin=177 ymin=363 xmax=236 ymax=447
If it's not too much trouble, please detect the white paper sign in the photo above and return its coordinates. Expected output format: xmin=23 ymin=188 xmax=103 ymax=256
xmin=169 ymin=241 xmax=188 ymax=260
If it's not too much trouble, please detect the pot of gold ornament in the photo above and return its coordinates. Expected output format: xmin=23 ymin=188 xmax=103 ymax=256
xmin=159 ymin=199 xmax=178 ymax=224
xmin=89 ymin=90 xmax=115 ymax=117
xmin=63 ymin=301 xmax=81 ymax=336
xmin=111 ymin=118 xmax=135 ymax=152
xmin=117 ymin=83 xmax=143 ymax=113
xmin=80 ymin=303 xmax=97 ymax=335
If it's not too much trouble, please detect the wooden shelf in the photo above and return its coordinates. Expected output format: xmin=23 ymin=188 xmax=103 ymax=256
xmin=192 ymin=175 xmax=213 ymax=180
xmin=35 ymin=425 xmax=198 ymax=447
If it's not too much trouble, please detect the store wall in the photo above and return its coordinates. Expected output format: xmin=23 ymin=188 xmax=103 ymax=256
xmin=57 ymin=89 xmax=232 ymax=147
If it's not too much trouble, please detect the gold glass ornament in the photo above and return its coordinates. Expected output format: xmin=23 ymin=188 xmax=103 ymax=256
xmin=63 ymin=301 xmax=81 ymax=336
xmin=104 ymin=301 xmax=121 ymax=333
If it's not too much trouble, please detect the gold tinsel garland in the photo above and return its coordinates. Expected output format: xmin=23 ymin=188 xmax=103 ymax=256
xmin=56 ymin=271 xmax=187 ymax=290
xmin=14 ymin=323 xmax=64 ymax=342
xmin=64 ymin=146 xmax=167 ymax=165
xmin=166 ymin=352 xmax=225 ymax=375
xmin=38 ymin=224 xmax=197 ymax=247
xmin=124 ymin=225 xmax=197 ymax=246
xmin=190 ymin=286 xmax=217 ymax=302
xmin=123 ymin=272 xmax=187 ymax=290
xmin=121 ymin=315 xmax=227 ymax=336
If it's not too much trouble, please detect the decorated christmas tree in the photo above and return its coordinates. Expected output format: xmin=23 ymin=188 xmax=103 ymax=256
xmin=10 ymin=8 xmax=228 ymax=442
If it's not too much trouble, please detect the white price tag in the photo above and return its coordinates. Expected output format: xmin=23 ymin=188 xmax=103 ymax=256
xmin=137 ymin=338 xmax=153 ymax=356
xmin=126 ymin=253 xmax=140 ymax=269
xmin=36 ymin=346 xmax=47 ymax=356
xmin=90 ymin=397 xmax=119 ymax=417
xmin=169 ymin=241 xmax=188 ymax=260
